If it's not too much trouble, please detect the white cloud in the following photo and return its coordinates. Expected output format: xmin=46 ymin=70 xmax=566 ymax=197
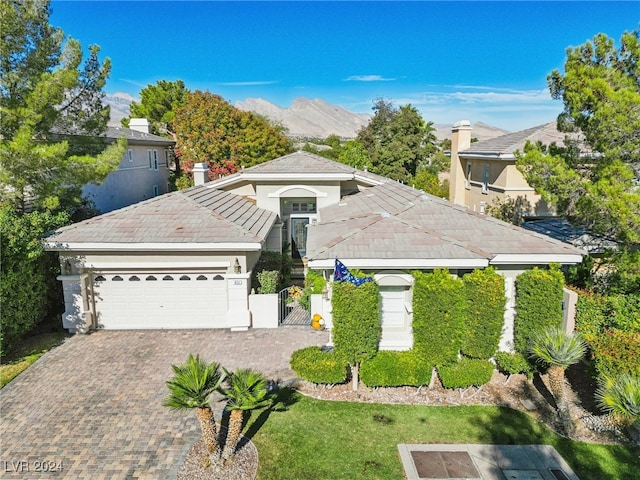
xmin=344 ymin=75 xmax=396 ymax=82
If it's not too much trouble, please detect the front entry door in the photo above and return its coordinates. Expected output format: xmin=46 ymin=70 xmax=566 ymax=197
xmin=291 ymin=217 xmax=309 ymax=258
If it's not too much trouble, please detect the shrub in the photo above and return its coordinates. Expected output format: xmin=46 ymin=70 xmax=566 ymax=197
xmin=332 ymin=280 xmax=380 ymax=389
xmin=361 ymin=350 xmax=432 ymax=387
xmin=514 ymin=266 xmax=565 ymax=354
xmin=494 ymin=352 xmax=533 ymax=377
xmin=290 ymin=347 xmax=347 ymax=384
xmin=438 ymin=358 xmax=495 ymax=389
xmin=589 ymin=329 xmax=640 ymax=379
xmin=462 ymin=267 xmax=506 ymax=359
xmin=256 ymin=270 xmax=279 ymax=294
xmin=0 ymin=206 xmax=70 ymax=353
xmin=412 ymin=270 xmax=466 ymax=365
xmin=300 ymin=269 xmax=327 ymax=311
xmin=251 ymin=250 xmax=292 ymax=291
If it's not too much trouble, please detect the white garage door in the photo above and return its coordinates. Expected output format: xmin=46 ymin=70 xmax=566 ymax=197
xmin=92 ymin=273 xmax=227 ymax=329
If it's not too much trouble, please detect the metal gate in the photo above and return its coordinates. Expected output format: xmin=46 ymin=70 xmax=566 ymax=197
xmin=278 ymin=287 xmax=311 ymax=326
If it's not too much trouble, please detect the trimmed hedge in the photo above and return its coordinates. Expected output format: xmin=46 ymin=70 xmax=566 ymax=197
xmin=361 ymin=350 xmax=432 ymax=387
xmin=514 ymin=266 xmax=564 ymax=354
xmin=412 ymin=270 xmax=466 ymax=365
xmin=332 ymin=280 xmax=380 ymax=366
xmin=438 ymin=358 xmax=495 ymax=389
xmin=462 ymin=267 xmax=506 ymax=359
xmin=1 ymin=206 xmax=70 ymax=353
xmin=494 ymin=352 xmax=533 ymax=377
xmin=589 ymin=329 xmax=640 ymax=379
xmin=290 ymin=346 xmax=347 ymax=384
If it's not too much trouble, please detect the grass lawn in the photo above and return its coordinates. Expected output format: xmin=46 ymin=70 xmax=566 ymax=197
xmin=0 ymin=331 xmax=69 ymax=388
xmin=249 ymin=390 xmax=640 ymax=480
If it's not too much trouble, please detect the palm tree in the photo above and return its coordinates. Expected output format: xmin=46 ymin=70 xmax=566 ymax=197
xmin=218 ymin=368 xmax=269 ymax=463
xmin=164 ymin=354 xmax=225 ymax=463
xmin=596 ymin=373 xmax=640 ymax=428
xmin=528 ymin=326 xmax=586 ymax=419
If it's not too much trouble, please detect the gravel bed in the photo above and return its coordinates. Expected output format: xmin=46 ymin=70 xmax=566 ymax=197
xmin=177 ymin=436 xmax=258 ymax=480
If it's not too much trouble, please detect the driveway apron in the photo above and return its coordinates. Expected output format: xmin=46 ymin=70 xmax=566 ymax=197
xmin=0 ymin=328 xmax=328 ymax=479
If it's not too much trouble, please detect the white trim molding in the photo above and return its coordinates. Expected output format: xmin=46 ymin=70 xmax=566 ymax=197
xmin=490 ymin=254 xmax=584 ymax=265
xmin=268 ymin=184 xmax=328 ymax=198
xmin=45 ymin=242 xmax=264 ymax=252
xmin=308 ymin=258 xmax=489 ymax=269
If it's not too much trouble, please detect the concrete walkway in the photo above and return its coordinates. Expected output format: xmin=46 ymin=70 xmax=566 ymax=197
xmin=0 ymin=328 xmax=328 ymax=479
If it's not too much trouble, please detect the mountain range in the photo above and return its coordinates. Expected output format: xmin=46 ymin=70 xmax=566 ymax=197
xmin=105 ymin=94 xmax=509 ymax=141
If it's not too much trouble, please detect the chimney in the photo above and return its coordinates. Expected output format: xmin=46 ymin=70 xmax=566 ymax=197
xmin=129 ymin=118 xmax=150 ymax=134
xmin=193 ymin=163 xmax=209 ymax=186
xmin=449 ymin=120 xmax=472 ymax=205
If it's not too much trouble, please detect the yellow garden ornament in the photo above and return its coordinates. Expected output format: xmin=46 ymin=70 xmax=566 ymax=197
xmin=311 ymin=313 xmax=324 ymax=330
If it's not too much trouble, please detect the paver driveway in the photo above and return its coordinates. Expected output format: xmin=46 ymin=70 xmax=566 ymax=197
xmin=0 ymin=327 xmax=328 ymax=479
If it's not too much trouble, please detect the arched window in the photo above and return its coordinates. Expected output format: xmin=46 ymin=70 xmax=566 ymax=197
xmin=213 ymin=275 xmax=224 ymax=281
xmin=129 ymin=275 xmax=140 ymax=281
xmin=146 ymin=275 xmax=157 ymax=281
xmin=196 ymin=275 xmax=207 ymax=281
xmin=162 ymin=275 xmax=174 ymax=281
xmin=112 ymin=275 xmax=124 ymax=281
xmin=179 ymin=275 xmax=191 ymax=281
xmin=94 ymin=275 xmax=106 ymax=282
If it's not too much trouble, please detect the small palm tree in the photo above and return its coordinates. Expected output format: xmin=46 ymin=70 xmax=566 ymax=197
xmin=164 ymin=354 xmax=225 ymax=463
xmin=218 ymin=368 xmax=269 ymax=463
xmin=596 ymin=373 xmax=640 ymax=428
xmin=528 ymin=326 xmax=586 ymax=418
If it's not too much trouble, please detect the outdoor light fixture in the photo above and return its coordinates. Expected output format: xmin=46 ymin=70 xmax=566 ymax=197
xmin=234 ymin=258 xmax=241 ymax=274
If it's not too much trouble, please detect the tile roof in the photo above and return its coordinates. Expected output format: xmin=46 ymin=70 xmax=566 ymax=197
xmin=46 ymin=186 xmax=276 ymax=246
xmin=307 ymin=181 xmax=584 ymax=262
xmin=206 ymin=151 xmax=387 ymax=187
xmin=461 ymin=122 xmax=583 ymax=156
xmin=105 ymin=126 xmax=175 ymax=145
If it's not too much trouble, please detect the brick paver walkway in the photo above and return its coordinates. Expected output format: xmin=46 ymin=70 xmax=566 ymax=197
xmin=0 ymin=327 xmax=328 ymax=479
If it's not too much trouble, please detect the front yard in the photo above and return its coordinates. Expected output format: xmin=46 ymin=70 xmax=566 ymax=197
xmin=251 ymin=390 xmax=640 ymax=480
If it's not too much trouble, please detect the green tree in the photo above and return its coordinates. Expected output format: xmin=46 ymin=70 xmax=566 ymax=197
xmin=517 ymin=29 xmax=640 ymax=293
xmin=337 ymin=139 xmax=370 ymax=170
xmin=164 ymin=355 xmax=225 ymax=464
xmin=122 ymin=80 xmax=188 ymax=138
xmin=0 ymin=0 xmax=124 ymax=211
xmin=356 ymin=99 xmax=437 ymax=183
xmin=173 ymin=90 xmax=292 ymax=180
xmin=529 ymin=327 xmax=586 ymax=428
xmin=218 ymin=368 xmax=269 ymax=464
xmin=0 ymin=205 xmax=70 ymax=353
xmin=413 ymin=168 xmax=449 ymax=198
xmin=331 ymin=280 xmax=380 ymax=391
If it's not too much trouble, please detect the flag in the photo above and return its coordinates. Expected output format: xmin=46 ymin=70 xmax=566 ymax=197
xmin=334 ymin=259 xmax=373 ymax=286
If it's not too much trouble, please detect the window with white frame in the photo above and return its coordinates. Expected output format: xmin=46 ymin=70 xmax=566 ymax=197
xmin=482 ymin=163 xmax=490 ymax=194
xmin=127 ymin=149 xmax=133 ymax=163
xmin=165 ymin=150 xmax=170 ymax=168
xmin=148 ymin=149 xmax=158 ymax=170
xmin=465 ymin=162 xmax=472 ymax=189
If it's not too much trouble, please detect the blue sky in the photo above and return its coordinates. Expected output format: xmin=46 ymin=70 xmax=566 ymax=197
xmin=50 ymin=1 xmax=639 ymax=131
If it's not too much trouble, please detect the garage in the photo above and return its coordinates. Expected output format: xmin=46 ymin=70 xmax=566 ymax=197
xmin=92 ymin=272 xmax=228 ymax=329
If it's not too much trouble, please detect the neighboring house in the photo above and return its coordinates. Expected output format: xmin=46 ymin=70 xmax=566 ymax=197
xmin=82 ymin=119 xmax=174 ymax=213
xmin=46 ymin=147 xmax=584 ymax=351
xmin=449 ymin=120 xmax=583 ymax=216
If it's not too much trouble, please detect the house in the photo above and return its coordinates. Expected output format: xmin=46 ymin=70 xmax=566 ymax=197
xmin=448 ymin=120 xmax=584 ymax=217
xmin=81 ymin=119 xmax=174 ymax=213
xmin=45 ymin=143 xmax=584 ymax=350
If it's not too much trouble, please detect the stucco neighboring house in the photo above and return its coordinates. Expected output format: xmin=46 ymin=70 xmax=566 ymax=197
xmin=82 ymin=119 xmax=174 ymax=213
xmin=449 ymin=120 xmax=584 ymax=217
xmin=45 ymin=148 xmax=584 ymax=351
